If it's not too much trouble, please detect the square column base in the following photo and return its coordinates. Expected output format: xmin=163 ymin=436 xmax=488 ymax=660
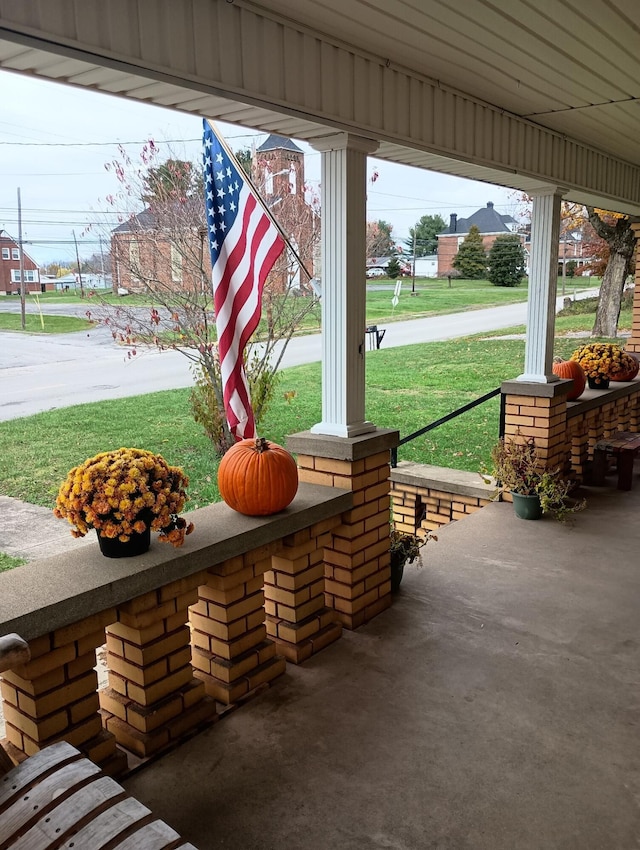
xmin=266 ymin=610 xmax=342 ymax=664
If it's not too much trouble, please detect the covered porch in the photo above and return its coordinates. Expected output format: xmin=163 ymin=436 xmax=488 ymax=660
xmin=2 ymin=473 xmax=639 ymax=848
xmin=1 ymin=2 xmax=640 ymax=845
xmin=121 ymin=480 xmax=639 ymax=849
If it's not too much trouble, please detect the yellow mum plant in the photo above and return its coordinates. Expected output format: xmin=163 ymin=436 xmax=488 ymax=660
xmin=54 ymin=448 xmax=194 ymax=547
xmin=570 ymin=342 xmax=629 ymax=384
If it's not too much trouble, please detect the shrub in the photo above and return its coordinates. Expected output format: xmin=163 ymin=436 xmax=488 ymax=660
xmin=487 ymin=234 xmax=526 ymax=287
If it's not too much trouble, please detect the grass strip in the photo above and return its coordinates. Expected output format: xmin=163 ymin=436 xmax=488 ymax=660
xmin=0 ymin=312 xmax=624 ymax=513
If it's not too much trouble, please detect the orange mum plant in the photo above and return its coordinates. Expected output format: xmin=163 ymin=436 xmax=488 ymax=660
xmin=570 ymin=342 xmax=633 ymax=384
xmin=54 ymin=448 xmax=194 ymax=546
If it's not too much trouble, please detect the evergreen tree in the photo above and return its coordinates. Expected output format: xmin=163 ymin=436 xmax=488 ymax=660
xmin=452 ymin=225 xmax=487 ymax=279
xmin=386 ymin=256 xmax=401 ymax=278
xmin=141 ymin=159 xmax=199 ymax=203
xmin=405 ymin=214 xmax=446 ymax=256
xmin=487 ymin=234 xmax=526 ymax=287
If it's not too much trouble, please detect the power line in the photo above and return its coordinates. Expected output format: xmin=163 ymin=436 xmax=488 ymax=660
xmin=0 ymin=132 xmax=258 ymax=148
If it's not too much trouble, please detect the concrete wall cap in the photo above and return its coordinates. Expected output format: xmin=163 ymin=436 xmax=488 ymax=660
xmin=0 ymin=483 xmax=351 ymax=642
xmin=286 ymin=428 xmax=399 ymax=461
xmin=390 ymin=462 xmax=494 ymax=499
xmin=567 ymin=379 xmax=640 ymax=418
xmin=501 ymin=379 xmax=573 ymax=398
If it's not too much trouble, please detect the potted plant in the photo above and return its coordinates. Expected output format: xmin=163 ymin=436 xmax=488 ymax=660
xmin=570 ymin=342 xmax=632 ymax=389
xmin=54 ymin=447 xmax=194 ymax=557
xmin=485 ymin=436 xmax=585 ymax=522
xmin=389 ymin=526 xmax=437 ymax=592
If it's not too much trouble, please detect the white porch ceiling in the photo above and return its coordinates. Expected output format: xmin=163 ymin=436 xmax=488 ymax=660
xmin=1 ymin=0 xmax=639 ymax=214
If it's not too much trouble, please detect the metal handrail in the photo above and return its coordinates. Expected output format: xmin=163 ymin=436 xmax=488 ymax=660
xmin=390 ymin=388 xmax=505 ymax=468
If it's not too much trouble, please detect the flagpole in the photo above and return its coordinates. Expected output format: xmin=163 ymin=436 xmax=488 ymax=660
xmin=205 ymin=119 xmax=314 ymax=284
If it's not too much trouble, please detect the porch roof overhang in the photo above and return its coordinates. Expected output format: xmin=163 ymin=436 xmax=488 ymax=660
xmin=1 ymin=0 xmax=640 ymax=216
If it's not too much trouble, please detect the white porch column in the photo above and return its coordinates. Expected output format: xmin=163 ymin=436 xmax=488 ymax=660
xmin=310 ymin=133 xmax=379 ymax=437
xmin=518 ymin=188 xmax=564 ymax=382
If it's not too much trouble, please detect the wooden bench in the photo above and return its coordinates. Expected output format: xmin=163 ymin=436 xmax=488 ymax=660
xmin=592 ymin=431 xmax=640 ymax=491
xmin=0 ymin=741 xmax=198 ymax=849
xmin=0 ymin=635 xmax=198 ymax=849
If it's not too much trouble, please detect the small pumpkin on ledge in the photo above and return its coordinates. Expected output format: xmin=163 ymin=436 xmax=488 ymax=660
xmin=552 ymin=357 xmax=585 ymax=400
xmin=610 ymin=350 xmax=640 ymax=382
xmin=218 ymin=437 xmax=298 ymax=516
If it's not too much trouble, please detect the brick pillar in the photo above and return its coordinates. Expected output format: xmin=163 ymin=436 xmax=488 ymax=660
xmin=264 ymin=518 xmax=343 ymax=663
xmin=0 ymin=611 xmax=126 ymax=775
xmin=501 ymin=380 xmax=572 ymax=477
xmin=286 ymin=429 xmax=399 ymax=630
xmin=100 ymin=576 xmax=216 ymax=759
xmin=190 ymin=545 xmax=286 ymax=705
xmin=625 ymin=223 xmax=640 ymax=353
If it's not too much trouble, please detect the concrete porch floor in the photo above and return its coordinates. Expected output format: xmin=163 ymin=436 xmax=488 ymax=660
xmin=125 ymin=484 xmax=640 ymax=850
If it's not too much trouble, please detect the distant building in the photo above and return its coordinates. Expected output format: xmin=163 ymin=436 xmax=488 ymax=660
xmin=413 ymin=256 xmax=438 ymax=278
xmin=110 ymin=203 xmax=205 ymax=294
xmin=111 ymin=137 xmax=318 ymax=295
xmin=437 ymin=202 xmax=519 ymax=275
xmin=43 ymin=273 xmax=113 ymax=291
xmin=0 ymin=231 xmax=43 ymax=295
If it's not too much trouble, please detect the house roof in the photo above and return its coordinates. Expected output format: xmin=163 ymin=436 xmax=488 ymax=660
xmin=111 ymin=200 xmax=203 ymax=233
xmin=0 ymin=230 xmax=39 ymax=267
xmin=256 ymin=134 xmax=303 ymax=153
xmin=441 ymin=202 xmax=516 ymax=236
xmin=112 ymin=209 xmax=158 ymax=234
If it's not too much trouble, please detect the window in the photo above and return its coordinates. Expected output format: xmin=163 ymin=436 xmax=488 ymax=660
xmin=129 ymin=240 xmax=140 ymax=279
xmin=171 ymin=243 xmax=183 ymax=282
xmin=11 ymin=269 xmax=38 ymax=283
xmin=1 ymin=248 xmax=9 ymax=260
xmin=11 ymin=248 xmax=19 ymax=260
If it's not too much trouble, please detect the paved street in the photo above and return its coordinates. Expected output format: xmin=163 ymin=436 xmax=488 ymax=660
xmin=0 ymin=289 xmax=599 ymax=421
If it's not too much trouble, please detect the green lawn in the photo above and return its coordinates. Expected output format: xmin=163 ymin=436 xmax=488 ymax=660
xmin=0 ymin=302 xmax=626 ymax=516
xmin=0 ymin=552 xmax=26 ymax=572
xmin=3 ymin=277 xmax=601 ymax=337
xmin=0 ymin=314 xmax=93 ymax=333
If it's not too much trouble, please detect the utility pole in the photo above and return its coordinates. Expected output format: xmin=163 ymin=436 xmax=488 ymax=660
xmin=17 ymin=188 xmax=25 ymax=331
xmin=411 ymin=229 xmax=417 ymax=294
xmin=73 ymin=230 xmax=85 ymax=298
xmin=99 ymin=236 xmax=106 ymax=287
xmin=561 ymin=226 xmax=567 ymax=298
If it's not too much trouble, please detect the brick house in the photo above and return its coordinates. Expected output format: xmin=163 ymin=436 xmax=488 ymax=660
xmin=111 ymin=138 xmax=317 ymax=294
xmin=437 ymin=202 xmax=519 ymax=275
xmin=111 ymin=204 xmax=207 ymax=294
xmin=0 ymin=231 xmax=42 ymax=295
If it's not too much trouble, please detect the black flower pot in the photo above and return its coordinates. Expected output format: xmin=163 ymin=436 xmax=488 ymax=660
xmin=390 ymin=551 xmax=406 ymax=592
xmin=96 ymin=526 xmax=151 ymax=558
xmin=588 ymin=376 xmax=610 ymax=390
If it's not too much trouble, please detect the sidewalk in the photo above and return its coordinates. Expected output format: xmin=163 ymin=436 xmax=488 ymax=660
xmin=0 ymin=495 xmax=91 ymax=561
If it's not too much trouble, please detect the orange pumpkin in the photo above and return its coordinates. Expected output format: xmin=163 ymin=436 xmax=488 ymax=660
xmin=552 ymin=357 xmax=585 ymax=400
xmin=611 ymin=352 xmax=640 ymax=382
xmin=218 ymin=437 xmax=299 ymax=516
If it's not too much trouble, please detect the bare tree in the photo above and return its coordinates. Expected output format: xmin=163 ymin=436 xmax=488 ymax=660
xmin=89 ymin=142 xmax=320 ymax=455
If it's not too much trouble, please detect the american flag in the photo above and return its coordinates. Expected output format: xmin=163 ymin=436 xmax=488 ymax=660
xmin=203 ymin=120 xmax=285 ymax=441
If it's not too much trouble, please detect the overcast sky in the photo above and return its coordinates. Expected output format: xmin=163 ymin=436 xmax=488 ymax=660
xmin=0 ymin=69 xmax=517 ymax=266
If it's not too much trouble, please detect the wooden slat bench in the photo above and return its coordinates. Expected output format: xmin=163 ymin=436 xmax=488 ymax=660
xmin=0 ymin=635 xmax=198 ymax=849
xmin=592 ymin=431 xmax=640 ymax=491
xmin=0 ymin=741 xmax=198 ymax=849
